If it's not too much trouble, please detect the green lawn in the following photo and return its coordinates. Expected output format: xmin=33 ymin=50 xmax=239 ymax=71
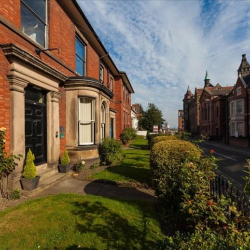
xmin=0 ymin=194 xmax=163 ymax=249
xmin=88 ymin=139 xmax=151 ymax=186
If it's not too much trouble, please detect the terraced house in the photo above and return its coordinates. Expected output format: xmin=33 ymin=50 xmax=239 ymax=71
xmin=0 ymin=0 xmax=134 ymax=189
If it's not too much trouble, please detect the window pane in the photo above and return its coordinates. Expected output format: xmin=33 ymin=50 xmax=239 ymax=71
xmin=76 ymin=37 xmax=85 ymax=59
xmin=22 ymin=0 xmax=46 ymax=22
xmin=79 ymin=98 xmax=95 ymax=145
xmin=76 ymin=56 xmax=84 ymax=75
xmin=21 ymin=3 xmax=45 ymax=46
xmin=79 ymin=98 xmax=93 ymax=121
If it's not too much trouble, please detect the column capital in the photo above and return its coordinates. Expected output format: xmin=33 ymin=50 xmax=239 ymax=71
xmin=7 ymin=75 xmax=28 ymax=93
xmin=50 ymin=91 xmax=62 ymax=103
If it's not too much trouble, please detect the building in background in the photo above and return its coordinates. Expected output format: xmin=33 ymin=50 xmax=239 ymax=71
xmin=227 ymin=54 xmax=250 ymax=147
xmin=183 ymin=86 xmax=193 ymax=132
xmin=178 ymin=110 xmax=184 ymax=132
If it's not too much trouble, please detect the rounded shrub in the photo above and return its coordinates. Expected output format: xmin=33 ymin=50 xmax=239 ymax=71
xmin=22 ymin=149 xmax=36 ymax=179
xmin=120 ymin=128 xmax=137 ymax=145
xmin=150 ymin=140 xmax=201 ymax=168
xmin=150 ymin=140 xmax=201 ymax=208
xmin=151 ymin=135 xmax=177 ymax=148
xmin=147 ymin=133 xmax=166 ymax=148
xmin=98 ymin=138 xmax=123 ymax=165
xmin=61 ymin=149 xmax=70 ymax=165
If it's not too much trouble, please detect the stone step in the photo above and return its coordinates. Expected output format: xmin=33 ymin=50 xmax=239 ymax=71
xmin=37 ymin=167 xmax=58 ymax=182
xmin=21 ymin=171 xmax=72 ymax=198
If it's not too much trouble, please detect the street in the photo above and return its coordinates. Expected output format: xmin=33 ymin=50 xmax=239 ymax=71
xmin=199 ymin=141 xmax=250 ymax=187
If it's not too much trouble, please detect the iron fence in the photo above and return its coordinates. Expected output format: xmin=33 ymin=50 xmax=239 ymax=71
xmin=210 ymin=170 xmax=250 ymax=216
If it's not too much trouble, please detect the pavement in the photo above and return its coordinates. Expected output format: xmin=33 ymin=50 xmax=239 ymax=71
xmin=201 ymin=140 xmax=250 ymax=157
xmin=0 ymin=175 xmax=157 ymax=211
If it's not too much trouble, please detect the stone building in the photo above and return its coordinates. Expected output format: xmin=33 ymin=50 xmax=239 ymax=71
xmin=0 ymin=0 xmax=134 ymax=190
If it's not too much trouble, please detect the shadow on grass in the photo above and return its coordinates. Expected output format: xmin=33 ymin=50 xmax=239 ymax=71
xmin=84 ymin=180 xmax=156 ymax=202
xmin=107 ymin=164 xmax=151 ymax=186
xmin=65 ymin=245 xmax=97 ymax=250
xmin=71 ymin=200 xmax=158 ymax=249
xmin=129 ymin=143 xmax=149 ymax=150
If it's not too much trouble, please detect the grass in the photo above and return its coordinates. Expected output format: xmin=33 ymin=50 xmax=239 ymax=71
xmin=0 ymin=194 xmax=163 ymax=249
xmin=88 ymin=138 xmax=151 ymax=186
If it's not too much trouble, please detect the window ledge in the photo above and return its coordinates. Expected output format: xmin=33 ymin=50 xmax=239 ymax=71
xmin=65 ymin=76 xmax=114 ymax=98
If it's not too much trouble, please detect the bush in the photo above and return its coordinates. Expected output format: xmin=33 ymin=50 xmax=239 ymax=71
xmin=61 ymin=149 xmax=70 ymax=165
xmin=74 ymin=161 xmax=85 ymax=173
xmin=22 ymin=149 xmax=36 ymax=179
xmin=150 ymin=140 xmax=201 ymax=168
xmin=9 ymin=189 xmax=21 ymax=200
xmin=159 ymin=228 xmax=250 ymax=250
xmin=147 ymin=133 xmax=166 ymax=148
xmin=120 ymin=128 xmax=137 ymax=145
xmin=98 ymin=138 xmax=123 ymax=165
xmin=151 ymin=135 xmax=177 ymax=148
xmin=150 ymin=140 xmax=202 ymax=212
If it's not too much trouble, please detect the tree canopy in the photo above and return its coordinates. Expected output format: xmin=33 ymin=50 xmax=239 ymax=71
xmin=139 ymin=103 xmax=165 ymax=132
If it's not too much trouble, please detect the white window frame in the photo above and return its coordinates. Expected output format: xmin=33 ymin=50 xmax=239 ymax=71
xmin=230 ymin=102 xmax=236 ymax=116
xmin=78 ymin=97 xmax=95 ymax=145
xmin=21 ymin=0 xmax=48 ymax=47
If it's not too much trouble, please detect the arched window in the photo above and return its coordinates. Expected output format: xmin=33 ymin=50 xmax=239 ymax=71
xmin=101 ymin=103 xmax=106 ymax=140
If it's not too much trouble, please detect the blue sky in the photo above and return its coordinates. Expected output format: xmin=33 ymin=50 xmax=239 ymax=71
xmin=77 ymin=0 xmax=250 ymax=127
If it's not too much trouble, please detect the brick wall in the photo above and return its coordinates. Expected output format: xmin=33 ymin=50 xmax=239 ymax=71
xmin=0 ymin=50 xmax=11 ymax=153
xmin=0 ymin=0 xmax=21 ymax=28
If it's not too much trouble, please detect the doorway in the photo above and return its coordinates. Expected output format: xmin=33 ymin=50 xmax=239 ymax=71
xmin=25 ymin=86 xmax=47 ymax=165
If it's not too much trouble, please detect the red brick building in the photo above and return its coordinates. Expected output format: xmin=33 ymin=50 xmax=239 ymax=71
xmin=0 ymin=0 xmax=134 ymax=189
xmin=199 ymin=73 xmax=233 ymax=139
xmin=178 ymin=110 xmax=184 ymax=132
xmin=227 ymin=54 xmax=250 ymax=147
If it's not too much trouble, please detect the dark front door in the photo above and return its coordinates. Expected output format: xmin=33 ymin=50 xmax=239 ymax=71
xmin=25 ymin=87 xmax=47 ymax=165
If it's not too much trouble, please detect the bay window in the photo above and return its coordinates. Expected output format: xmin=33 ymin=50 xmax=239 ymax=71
xmin=78 ymin=97 xmax=95 ymax=145
xmin=21 ymin=0 xmax=47 ymax=47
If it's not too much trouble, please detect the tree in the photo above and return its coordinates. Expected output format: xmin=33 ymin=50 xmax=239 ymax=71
xmin=139 ymin=103 xmax=165 ymax=132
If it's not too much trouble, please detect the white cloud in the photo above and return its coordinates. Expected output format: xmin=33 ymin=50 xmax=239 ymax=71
xmin=77 ymin=0 xmax=250 ymax=127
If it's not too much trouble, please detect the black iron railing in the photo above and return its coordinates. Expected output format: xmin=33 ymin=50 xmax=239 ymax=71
xmin=210 ymin=170 xmax=250 ymax=216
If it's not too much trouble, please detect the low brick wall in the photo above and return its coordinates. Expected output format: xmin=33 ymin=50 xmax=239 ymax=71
xmin=229 ymin=137 xmax=250 ymax=148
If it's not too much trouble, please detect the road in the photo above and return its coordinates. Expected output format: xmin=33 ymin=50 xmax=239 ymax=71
xmin=199 ymin=141 xmax=250 ymax=187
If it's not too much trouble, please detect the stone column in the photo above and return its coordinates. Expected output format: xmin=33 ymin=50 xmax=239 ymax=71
xmin=7 ymin=75 xmax=28 ymax=188
xmin=47 ymin=91 xmax=61 ymax=168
